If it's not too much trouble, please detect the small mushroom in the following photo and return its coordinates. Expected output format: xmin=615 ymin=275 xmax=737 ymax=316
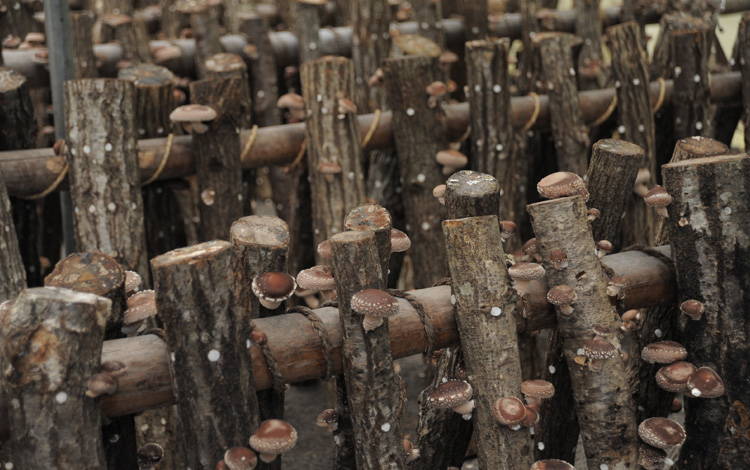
xmin=521 ymin=406 xmax=540 ymax=426
xmin=403 ymin=439 xmax=421 ymax=463
xmin=655 ymin=361 xmax=696 ymax=393
xmin=686 ymin=366 xmax=724 ymax=398
xmin=638 ymin=417 xmax=686 ymax=450
xmin=606 ymin=275 xmax=627 ymax=299
xmin=86 ymin=372 xmax=118 ymax=398
xmin=546 ymin=285 xmax=577 ymax=315
xmin=587 ymin=207 xmax=600 ymax=222
xmin=351 ymin=289 xmax=400 ymax=331
xmin=644 ymin=185 xmax=672 ymax=218
xmin=641 ymin=341 xmax=687 ymax=364
xmin=499 ymin=221 xmax=517 ymax=242
xmin=548 ymin=249 xmax=568 ymax=270
xmin=435 ymin=149 xmax=468 ymax=172
xmin=101 ymin=360 xmax=128 ymax=378
xmin=521 ymin=379 xmax=555 ymax=408
xmin=426 ymin=380 xmax=475 ymax=418
xmin=137 ymin=443 xmax=165 ymax=470
xmin=491 ymin=396 xmax=527 ymax=426
xmin=337 ymin=97 xmax=357 ymax=116
xmin=316 ymin=408 xmax=339 ymax=431
xmin=680 ymin=299 xmax=704 ymax=321
xmin=317 ymin=240 xmax=333 ymax=259
xmin=316 ymin=161 xmax=343 ymax=183
xmin=432 ymin=184 xmax=446 ymax=205
xmin=367 ymin=67 xmax=385 ymax=87
xmin=296 ymin=265 xmax=336 ymax=299
xmin=521 ymin=238 xmax=541 ymax=262
xmin=633 ymin=168 xmax=651 ymax=197
xmin=530 ymin=459 xmax=575 ymax=470
xmin=639 ymin=444 xmax=668 ymax=470
xmin=248 ymin=419 xmax=298 ymax=463
xmin=250 ymin=327 xmax=268 ymax=346
xmin=169 ymin=104 xmax=217 ymax=134
xmin=277 ymin=92 xmax=305 ymax=110
xmin=596 ymin=240 xmax=612 ymax=259
xmin=123 ymin=290 xmax=157 ymax=336
xmin=390 ymin=228 xmax=411 ymax=253
xmin=583 ymin=338 xmax=617 ymax=372
xmin=224 ymin=447 xmax=258 ymax=470
xmin=537 ymin=172 xmax=587 ymax=200
xmin=252 ymin=272 xmax=297 ymax=309
xmin=124 ymin=270 xmax=142 ymax=297
xmin=507 ymin=262 xmax=545 ymax=297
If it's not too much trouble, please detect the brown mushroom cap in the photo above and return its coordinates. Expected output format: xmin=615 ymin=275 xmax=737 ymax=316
xmin=655 ymin=361 xmax=696 ymax=393
xmin=390 ymin=228 xmax=411 ymax=252
xmin=530 ymin=459 xmax=576 ymax=470
xmin=435 ymin=149 xmax=468 ymax=167
xmin=317 ymin=240 xmax=333 ymax=259
xmin=137 ymin=443 xmax=165 ymax=468
xmin=249 ymin=420 xmax=298 ymax=461
xmin=426 ymin=380 xmax=473 ymax=409
xmin=522 ymin=238 xmax=538 ymax=256
xmin=596 ymin=240 xmax=613 ymax=252
xmin=508 ymin=262 xmax=546 ymax=281
xmin=680 ymin=299 xmax=705 ymax=321
xmin=583 ymin=339 xmax=617 ymax=360
xmin=537 ymin=172 xmax=586 ymax=199
xmin=316 ymin=408 xmax=339 ymax=427
xmin=641 ymin=341 xmax=687 ymax=364
xmin=169 ymin=104 xmax=217 ymax=122
xmin=277 ymin=92 xmax=305 ymax=110
xmin=86 ymin=373 xmax=119 ymax=398
xmin=591 ymin=324 xmax=611 ymax=338
xmin=549 ymin=249 xmax=567 ymax=263
xmin=296 ymin=265 xmax=335 ymax=292
xmin=643 ymin=185 xmax=672 ymax=207
xmin=500 ymin=220 xmax=517 ymax=237
xmin=426 ymin=81 xmax=448 ymax=96
xmin=546 ymin=285 xmax=577 ymax=306
xmin=124 ymin=290 xmax=157 ymax=325
xmin=638 ymin=417 xmax=686 ymax=449
xmin=491 ymin=396 xmax=527 ymax=426
xmin=101 ymin=360 xmax=128 ymax=378
xmin=224 ymin=447 xmax=258 ymax=470
xmin=252 ymin=272 xmax=297 ymax=303
xmin=521 ymin=406 xmax=540 ymax=427
xmin=124 ymin=270 xmax=142 ymax=296
xmin=686 ymin=366 xmax=725 ymax=398
xmin=639 ymin=444 xmax=667 ymax=470
xmin=622 ymin=309 xmax=639 ymax=322
xmin=521 ymin=379 xmax=555 ymax=399
xmin=351 ymin=289 xmax=400 ymax=318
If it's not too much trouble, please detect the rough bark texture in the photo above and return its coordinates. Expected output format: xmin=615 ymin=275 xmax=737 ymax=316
xmin=188 ymin=5 xmax=223 ymax=79
xmin=70 ymin=12 xmax=99 ymax=79
xmin=296 ymin=1 xmax=323 ymax=65
xmin=528 ymin=196 xmax=639 ymax=470
xmin=238 ymin=12 xmax=282 ymax=128
xmin=329 ymin=230 xmax=404 ymax=470
xmin=585 ymin=139 xmax=645 ymax=250
xmin=740 ymin=13 xmax=750 ymax=150
xmin=671 ymin=24 xmax=713 ymax=139
xmin=628 ymin=136 xmax=726 ymax=425
xmin=607 ymin=22 xmax=656 ymax=248
xmin=575 ymin=0 xmax=608 ymax=90
xmin=535 ymin=32 xmax=589 ymax=175
xmin=350 ymin=0 xmax=390 ymax=114
xmin=516 ymin=0 xmax=540 ymax=95
xmin=663 ymin=154 xmax=750 ymax=469
xmin=0 ymin=66 xmax=37 ymax=288
xmin=189 ymin=78 xmax=244 ymax=241
xmin=456 ymin=0 xmax=489 ymax=41
xmin=464 ymin=39 xmax=517 ymax=225
xmin=300 ymin=57 xmax=366 ymax=261
xmin=1 ymin=287 xmax=109 ymax=469
xmin=383 ymin=56 xmax=448 ymax=288
xmin=205 ymin=53 xmax=252 ymax=129
xmin=443 ymin=215 xmax=532 ymax=469
xmin=151 ymin=240 xmax=258 ymax=470
xmin=0 ymin=165 xmax=25 ymax=302
xmin=99 ymin=14 xmax=151 ymax=64
xmin=410 ymin=0 xmax=444 ymax=48
xmin=63 ymin=79 xmax=149 ymax=279
xmin=0 ymin=0 xmax=37 ymax=38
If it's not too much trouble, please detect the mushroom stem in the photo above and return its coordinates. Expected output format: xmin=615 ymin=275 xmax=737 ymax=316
xmin=259 ymin=452 xmax=278 ymax=463
xmin=656 ymin=206 xmax=669 ymax=218
xmin=362 ymin=314 xmax=384 ymax=332
xmin=191 ymin=121 xmax=209 ymax=134
xmin=588 ymin=359 xmax=604 ymax=373
xmin=450 ymin=399 xmax=475 ymax=415
xmin=559 ymin=305 xmax=574 ymax=315
xmin=259 ymin=299 xmax=283 ymax=310
xmin=513 ymin=280 xmax=530 ymax=297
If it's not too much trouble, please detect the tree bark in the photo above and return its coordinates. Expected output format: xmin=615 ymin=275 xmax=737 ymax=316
xmin=575 ymin=0 xmax=608 ymax=90
xmin=99 ymin=14 xmax=151 ymax=64
xmin=535 ymin=32 xmax=589 ymax=175
xmin=740 ymin=13 xmax=750 ymax=150
xmin=189 ymin=78 xmax=244 ymax=241
xmin=63 ymin=79 xmax=149 ymax=279
xmin=527 ymin=196 xmax=639 ymax=469
xmin=383 ymin=55 xmax=448 ymax=288
xmin=410 ymin=0 xmax=445 ymax=48
xmin=0 ymin=163 xmax=25 ymax=302
xmin=663 ymin=154 xmax=750 ymax=469
xmin=456 ymin=0 xmax=488 ymax=41
xmin=443 ymin=215 xmax=532 ymax=469
xmin=1 ymin=287 xmax=109 ymax=469
xmin=607 ymin=21 xmax=656 ymax=248
xmin=70 ymin=11 xmax=99 ymax=79
xmin=300 ymin=57 xmax=366 ymax=261
xmin=151 ymin=240 xmax=258 ymax=470
xmin=516 ymin=0 xmax=540 ymax=95
xmin=238 ymin=12 xmax=281 ymax=128
xmin=296 ymin=1 xmax=323 ymax=65
xmin=183 ymin=4 xmax=223 ymax=79
xmin=330 ymin=230 xmax=405 ymax=470
xmin=671 ymin=24 xmax=713 ymax=140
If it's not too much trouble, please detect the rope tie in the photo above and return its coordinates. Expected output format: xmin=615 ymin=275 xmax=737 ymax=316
xmin=288 ymin=305 xmax=335 ymax=381
xmin=259 ymin=341 xmax=287 ymax=392
xmin=520 ymin=92 xmax=541 ymax=132
xmin=142 ymin=133 xmax=174 ymax=185
xmin=285 ymin=139 xmax=307 ymax=172
xmin=22 ymin=160 xmax=69 ymax=200
xmin=387 ymin=288 xmax=435 ymax=356
xmin=239 ymin=125 xmax=259 ymax=163
xmin=590 ymin=93 xmax=618 ymax=127
xmin=360 ymin=109 xmax=382 ymax=149
xmin=651 ymin=77 xmax=667 ymax=113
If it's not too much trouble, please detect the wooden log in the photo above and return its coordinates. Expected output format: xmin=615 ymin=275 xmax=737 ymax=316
xmin=411 ymin=0 xmax=445 ymax=48
xmin=574 ymin=0 xmax=607 ymax=90
xmin=663 ymin=154 xmax=750 ymax=469
xmin=99 ymin=14 xmax=151 ymax=64
xmin=296 ymin=0 xmax=323 ymax=65
xmin=180 ymin=2 xmax=223 ymax=79
xmin=205 ymin=53 xmax=252 ymax=129
xmin=671 ymin=23 xmax=713 ymax=140
xmin=151 ymin=240 xmax=258 ymax=469
xmin=464 ymin=39 xmax=517 ymax=225
xmin=0 ymin=72 xmax=743 ymax=197
xmin=189 ymin=78 xmax=244 ymax=241
xmin=740 ymin=13 xmax=750 ymax=150
xmin=330 ymin=230 xmax=404 ymax=470
xmin=383 ymin=55 xmax=448 ymax=288
xmin=0 ymin=163 xmax=25 ymax=302
xmin=300 ymin=57 xmax=366 ymax=261
xmin=456 ymin=0 xmax=489 ymax=41
xmin=0 ymin=0 xmax=37 ymax=39
xmin=1 ymin=287 xmax=109 ymax=469
xmin=628 ymin=136 xmax=727 ymax=425
xmin=516 ymin=0 xmax=540 ymax=95
xmin=350 ymin=0 xmax=391 ymax=114
xmin=535 ymin=32 xmax=589 ymax=175
xmin=607 ymin=21 xmax=656 ymax=248
xmin=238 ymin=12 xmax=281 ymax=128
xmin=585 ymin=139 xmax=644 ymax=250
xmin=443 ymin=215 xmax=532 ymax=469
xmin=63 ymin=78 xmax=149 ymax=279
xmin=527 ymin=196 xmax=638 ymax=469
xmin=70 ymin=11 xmax=98 ymax=79
xmin=0 ymin=66 xmax=39 ymax=288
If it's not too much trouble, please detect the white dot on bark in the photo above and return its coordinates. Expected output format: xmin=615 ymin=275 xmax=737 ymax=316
xmin=421 ymin=222 xmax=430 ymax=231
xmin=548 ymin=365 xmax=556 ymax=374
xmin=381 ymin=423 xmax=391 ymax=432
xmin=105 ymin=143 xmax=113 ymax=151
xmin=491 ymin=307 xmax=502 ymax=317
xmin=654 ymin=329 xmax=663 ymax=337
xmin=600 ymin=464 xmax=609 ymax=470
xmin=406 ymin=108 xmax=415 ymax=116
xmin=83 ymin=145 xmax=91 ymax=154
xmin=537 ymin=442 xmax=545 ymax=450
xmin=208 ymin=349 xmax=221 ymax=362
xmin=55 ymin=392 xmax=68 ymax=404
xmin=493 ymin=85 xmax=502 ymax=93
xmin=109 ymin=434 xmax=120 ymax=443
xmin=417 ymin=174 xmax=426 ymax=183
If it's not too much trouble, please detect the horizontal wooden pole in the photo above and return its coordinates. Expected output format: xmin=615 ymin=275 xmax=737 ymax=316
xmin=5 ymin=0 xmax=750 ymax=85
xmin=0 ymin=247 xmax=673 ymax=437
xmin=0 ymin=72 xmax=741 ymax=197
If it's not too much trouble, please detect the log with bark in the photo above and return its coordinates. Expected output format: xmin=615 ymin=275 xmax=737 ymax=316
xmin=740 ymin=13 xmax=750 ymax=150
xmin=574 ymin=0 xmax=608 ymax=90
xmin=671 ymin=22 xmax=713 ymax=140
xmin=0 ymin=163 xmax=25 ymax=302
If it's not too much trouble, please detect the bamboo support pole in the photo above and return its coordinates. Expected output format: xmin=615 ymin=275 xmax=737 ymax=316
xmin=0 ymin=72 xmax=742 ymax=198
xmin=443 ymin=214 xmax=532 ymax=469
xmin=1 ymin=287 xmax=110 ymax=469
xmin=330 ymin=230 xmax=405 ymax=469
xmin=527 ymin=196 xmax=639 ymax=469
xmin=151 ymin=240 xmax=258 ymax=469
xmin=663 ymin=154 xmax=750 ymax=468
xmin=0 ymin=248 xmax=674 ymax=444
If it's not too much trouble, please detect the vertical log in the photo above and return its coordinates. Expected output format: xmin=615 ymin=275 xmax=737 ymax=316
xmin=239 ymin=12 xmax=281 ymax=127
xmin=296 ymin=1 xmax=323 ymax=65
xmin=740 ymin=13 xmax=750 ymax=150
xmin=410 ymin=0 xmax=445 ymax=48
xmin=0 ymin=165 xmax=25 ymax=302
xmin=1 ymin=287 xmax=109 ymax=469
xmin=205 ymin=53 xmax=253 ymax=129
xmin=330 ymin=230 xmax=404 ymax=470
xmin=574 ymin=0 xmax=607 ymax=90
xmin=300 ymin=57 xmax=366 ymax=261
xmin=99 ymin=14 xmax=151 ymax=64
xmin=464 ymin=38 xmax=517 ymax=227
xmin=0 ymin=0 xmax=37 ymax=38
xmin=63 ymin=78 xmax=149 ymax=279
xmin=671 ymin=24 xmax=713 ymax=140
xmin=443 ymin=214 xmax=532 ymax=469
xmin=527 ymin=196 xmax=638 ymax=469
xmin=151 ymin=241 xmax=258 ymax=469
xmin=383 ymin=55 xmax=448 ymax=288
xmin=607 ymin=22 xmax=656 ymax=247
xmin=516 ymin=0 xmax=540 ymax=95
xmin=189 ymin=78 xmax=244 ymax=241
xmin=178 ymin=2 xmax=223 ymax=79
xmin=535 ymin=32 xmax=589 ymax=175
xmin=663 ymin=154 xmax=750 ymax=469
xmin=455 ymin=0 xmax=488 ymax=41
xmin=70 ymin=11 xmax=98 ymax=79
